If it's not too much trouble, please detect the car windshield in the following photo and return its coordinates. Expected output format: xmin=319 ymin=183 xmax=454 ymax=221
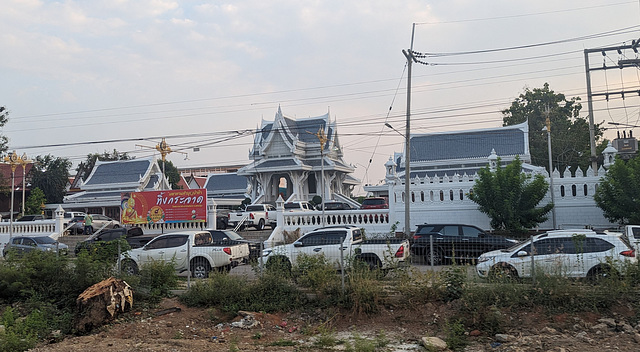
xmin=502 ymin=240 xmax=526 ymax=252
xmin=284 ymin=203 xmax=301 ymax=209
xmin=221 ymin=231 xmax=243 ymax=240
xmin=245 ymin=205 xmax=264 ymax=211
xmin=416 ymin=225 xmax=439 ymax=235
xmin=34 ymin=236 xmax=57 ymax=244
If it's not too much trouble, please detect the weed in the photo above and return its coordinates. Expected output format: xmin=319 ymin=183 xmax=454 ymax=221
xmin=444 ymin=319 xmax=468 ymax=351
xmin=313 ymin=325 xmax=338 ymax=348
xmin=252 ymin=332 xmax=262 ymax=340
xmin=172 ymin=330 xmax=184 ymax=339
xmin=136 ymin=259 xmax=179 ymax=303
xmin=268 ymin=339 xmax=297 ymax=346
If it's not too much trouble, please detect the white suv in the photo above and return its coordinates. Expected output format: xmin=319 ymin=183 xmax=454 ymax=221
xmin=476 ymin=230 xmax=636 ymax=279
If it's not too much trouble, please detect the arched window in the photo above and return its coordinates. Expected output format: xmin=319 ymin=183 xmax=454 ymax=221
xmin=411 ymin=192 xmax=415 ymax=203
xmin=402 ymin=192 xmax=405 ymax=203
xmin=439 ymin=190 xmax=444 ymax=201
xmin=459 ymin=190 xmax=464 ymax=200
xmin=430 ymin=191 xmax=434 ymax=201
xmin=583 ymin=184 xmax=588 ymax=196
xmin=560 ymin=185 xmax=565 ymax=197
xmin=421 ymin=191 xmax=425 ymax=202
xmin=449 ymin=190 xmax=454 ymax=201
xmin=571 ymin=185 xmax=577 ymax=197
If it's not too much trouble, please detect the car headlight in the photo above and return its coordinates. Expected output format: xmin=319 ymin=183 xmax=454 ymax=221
xmin=477 ymin=256 xmax=495 ymax=263
xmin=262 ymin=249 xmax=272 ymax=257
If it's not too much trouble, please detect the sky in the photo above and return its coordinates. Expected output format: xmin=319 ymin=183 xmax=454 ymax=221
xmin=2 ymin=0 xmax=640 ymax=195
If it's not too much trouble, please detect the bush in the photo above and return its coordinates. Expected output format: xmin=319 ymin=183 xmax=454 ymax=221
xmin=135 ymin=259 xmax=179 ymax=303
xmin=181 ymin=271 xmax=305 ymax=313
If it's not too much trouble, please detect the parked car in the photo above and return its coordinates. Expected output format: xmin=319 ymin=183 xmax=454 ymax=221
xmin=360 ymin=197 xmax=388 ymax=209
xmin=74 ymin=227 xmax=155 ymax=255
xmin=70 ymin=214 xmax=120 ymax=235
xmin=3 ymin=236 xmax=68 ymax=257
xmin=207 ymin=229 xmax=261 ymax=261
xmin=121 ymin=231 xmax=250 ymax=278
xmin=228 ymin=204 xmax=276 ymax=230
xmin=318 ymin=201 xmax=358 ymax=211
xmin=411 ymin=223 xmax=517 ymax=265
xmin=16 ymin=214 xmax=46 ymax=221
xmin=284 ymin=201 xmax=313 ymax=212
xmin=476 ymin=229 xmax=637 ymax=280
xmin=262 ymin=225 xmax=409 ymax=271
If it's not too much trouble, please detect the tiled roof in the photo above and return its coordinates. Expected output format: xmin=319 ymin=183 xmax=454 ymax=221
xmin=409 ymin=124 xmax=527 ymax=162
xmin=204 ymin=173 xmax=247 ymax=193
xmin=84 ymin=159 xmax=151 ymax=185
xmin=254 ymin=159 xmax=298 ymax=168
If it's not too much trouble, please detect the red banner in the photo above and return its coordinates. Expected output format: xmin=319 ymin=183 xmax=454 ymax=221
xmin=120 ymin=189 xmax=207 ymax=224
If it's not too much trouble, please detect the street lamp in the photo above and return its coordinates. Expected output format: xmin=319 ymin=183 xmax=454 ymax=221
xmin=543 ymin=117 xmax=557 ymax=229
xmin=3 ymin=151 xmax=21 ymax=241
xmin=18 ymin=153 xmax=32 ymax=217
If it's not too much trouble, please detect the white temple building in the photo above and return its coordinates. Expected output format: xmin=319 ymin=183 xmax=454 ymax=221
xmin=237 ymin=107 xmax=359 ymax=206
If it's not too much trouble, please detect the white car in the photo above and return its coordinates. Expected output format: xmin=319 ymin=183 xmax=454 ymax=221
xmin=476 ymin=229 xmax=636 ymax=280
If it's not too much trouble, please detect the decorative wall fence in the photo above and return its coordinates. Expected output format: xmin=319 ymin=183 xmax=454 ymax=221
xmin=385 ymin=166 xmax=614 ymax=233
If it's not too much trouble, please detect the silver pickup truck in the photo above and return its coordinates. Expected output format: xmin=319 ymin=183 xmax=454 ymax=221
xmin=262 ymin=225 xmax=409 ymax=271
xmin=121 ymin=230 xmax=250 ymax=278
xmin=228 ymin=204 xmax=276 ymax=230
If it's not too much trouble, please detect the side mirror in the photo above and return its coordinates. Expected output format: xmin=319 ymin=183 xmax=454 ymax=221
xmin=293 ymin=241 xmax=303 ymax=247
xmin=516 ymin=250 xmax=528 ymax=257
xmin=478 ymin=233 xmax=486 ymax=238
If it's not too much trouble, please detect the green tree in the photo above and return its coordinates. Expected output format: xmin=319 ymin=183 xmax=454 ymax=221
xmin=77 ymin=149 xmax=131 ymax=181
xmin=0 ymin=106 xmax=9 ymax=154
xmin=158 ymin=160 xmax=181 ymax=189
xmin=24 ymin=187 xmax=47 ymax=215
xmin=469 ymin=156 xmax=553 ymax=233
xmin=30 ymin=155 xmax=72 ymax=204
xmin=593 ymin=156 xmax=640 ymax=224
xmin=502 ymin=83 xmax=605 ymax=173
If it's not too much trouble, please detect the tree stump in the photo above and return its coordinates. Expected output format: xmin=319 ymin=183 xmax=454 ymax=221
xmin=74 ymin=277 xmax=133 ymax=333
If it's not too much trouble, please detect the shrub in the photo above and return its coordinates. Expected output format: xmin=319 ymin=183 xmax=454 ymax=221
xmin=181 ymin=271 xmax=305 ymax=313
xmin=444 ymin=319 xmax=468 ymax=351
xmin=135 ymin=259 xmax=179 ymax=302
xmin=293 ymin=254 xmax=341 ymax=297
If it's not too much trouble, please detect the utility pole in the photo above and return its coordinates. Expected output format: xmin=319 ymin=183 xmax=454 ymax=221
xmin=309 ymin=128 xmax=329 ymax=227
xmin=583 ymin=39 xmax=640 ymax=175
xmin=400 ymin=23 xmax=416 ymax=239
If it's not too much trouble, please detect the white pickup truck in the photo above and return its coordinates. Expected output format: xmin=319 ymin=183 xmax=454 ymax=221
xmin=618 ymin=225 xmax=640 ymax=251
xmin=228 ymin=204 xmax=276 ymax=230
xmin=121 ymin=230 xmax=250 ymax=278
xmin=262 ymin=225 xmax=410 ymax=271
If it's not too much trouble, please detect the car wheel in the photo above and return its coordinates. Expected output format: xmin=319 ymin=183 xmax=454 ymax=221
xmin=424 ymin=247 xmax=444 ymax=266
xmin=265 ymin=256 xmax=292 ymax=275
xmin=191 ymin=258 xmax=211 ymax=279
xmin=256 ymin=219 xmax=265 ymax=231
xmin=489 ymin=263 xmax=518 ymax=282
xmin=588 ymin=264 xmax=616 ymax=282
xmin=112 ymin=224 xmax=120 ymax=229
xmin=121 ymin=259 xmax=139 ymax=275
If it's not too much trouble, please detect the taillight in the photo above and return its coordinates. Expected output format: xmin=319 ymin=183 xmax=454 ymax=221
xmin=250 ymin=213 xmax=255 ymax=219
xmin=412 ymin=235 xmax=420 ymax=240
xmin=223 ymin=247 xmax=232 ymax=255
xmin=620 ymin=249 xmax=635 ymax=257
xmin=228 ymin=214 xmax=231 ymax=219
xmin=395 ymin=245 xmax=405 ymax=258
xmin=265 ymin=211 xmax=269 ymax=219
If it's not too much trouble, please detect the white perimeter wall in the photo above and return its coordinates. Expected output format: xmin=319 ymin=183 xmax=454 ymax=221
xmin=387 ymin=166 xmax=615 ymax=233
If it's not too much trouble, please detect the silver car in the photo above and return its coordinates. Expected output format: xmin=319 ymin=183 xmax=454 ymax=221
xmin=70 ymin=214 xmax=121 ymax=235
xmin=2 ymin=236 xmax=69 ymax=257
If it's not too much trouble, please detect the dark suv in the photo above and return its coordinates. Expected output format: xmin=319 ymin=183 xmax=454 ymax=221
xmin=411 ymin=224 xmax=516 ymax=265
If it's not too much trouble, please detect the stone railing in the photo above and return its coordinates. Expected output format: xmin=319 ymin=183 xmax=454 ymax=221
xmin=0 ymin=219 xmax=56 ymax=235
xmin=133 ymin=221 xmax=211 ymax=235
xmin=281 ymin=209 xmax=391 ymax=237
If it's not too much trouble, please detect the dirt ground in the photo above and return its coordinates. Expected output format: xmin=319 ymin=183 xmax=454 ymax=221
xmin=28 ymin=295 xmax=640 ymax=352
